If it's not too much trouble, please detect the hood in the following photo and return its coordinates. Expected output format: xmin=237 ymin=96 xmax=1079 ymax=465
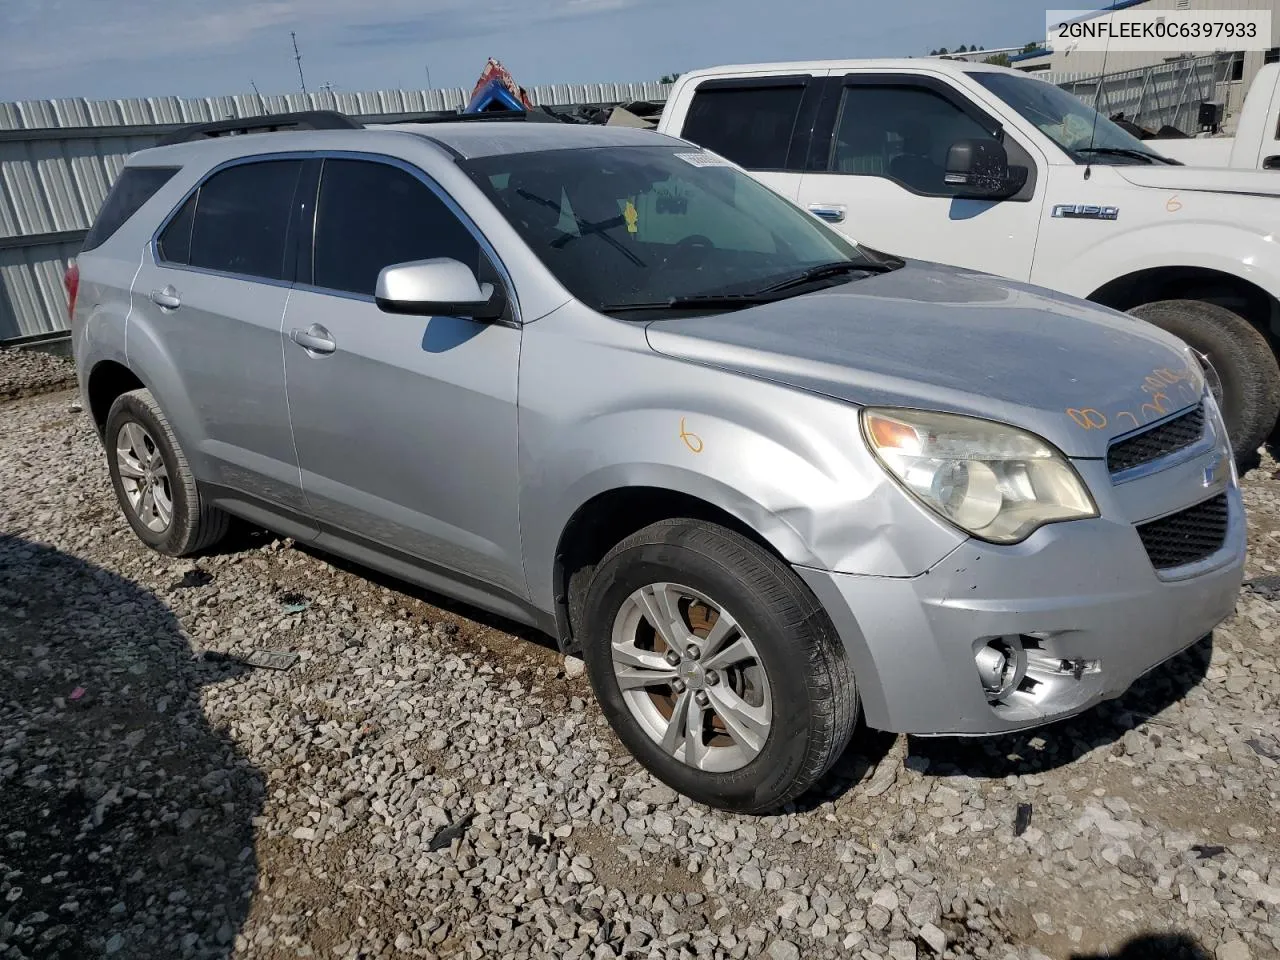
xmin=644 ymin=262 xmax=1205 ymax=459
xmin=1114 ymin=164 xmax=1280 ymax=197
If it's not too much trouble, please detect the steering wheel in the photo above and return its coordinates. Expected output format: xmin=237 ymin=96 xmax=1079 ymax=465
xmin=665 ymin=234 xmax=714 ymax=267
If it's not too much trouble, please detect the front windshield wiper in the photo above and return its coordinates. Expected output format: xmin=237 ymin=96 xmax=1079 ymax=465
xmin=598 ymin=293 xmax=784 ymax=314
xmin=758 ymin=260 xmax=890 ymax=294
xmin=1073 ymin=146 xmax=1172 ymax=165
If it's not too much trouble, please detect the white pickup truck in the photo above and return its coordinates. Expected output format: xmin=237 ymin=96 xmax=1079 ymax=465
xmin=656 ymin=59 xmax=1280 ymax=464
xmin=1153 ymin=61 xmax=1280 ymax=170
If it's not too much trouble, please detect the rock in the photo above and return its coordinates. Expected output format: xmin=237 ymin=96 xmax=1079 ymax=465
xmin=920 ymin=922 xmax=948 ymax=954
xmin=767 ymin=939 xmax=801 ymax=960
xmin=640 ymin=784 xmax=678 ymax=805
xmin=887 ymin=941 xmax=917 ymax=960
xmin=872 ymin=886 xmax=900 ymax=913
xmin=563 ymin=656 xmax=586 ymax=679
xmin=1216 ymin=941 xmax=1251 ymax=960
xmin=907 ymin=890 xmax=942 ymax=928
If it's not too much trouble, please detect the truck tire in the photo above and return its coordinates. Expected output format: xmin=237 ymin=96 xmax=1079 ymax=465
xmin=1128 ymin=299 xmax=1280 ymax=468
xmin=105 ymin=388 xmax=230 ymax=556
xmin=580 ymin=519 xmax=857 ymax=813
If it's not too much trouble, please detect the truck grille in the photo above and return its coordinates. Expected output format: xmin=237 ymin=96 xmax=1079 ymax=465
xmin=1107 ymin=404 xmax=1205 ymax=475
xmin=1136 ymin=493 xmax=1229 ymax=570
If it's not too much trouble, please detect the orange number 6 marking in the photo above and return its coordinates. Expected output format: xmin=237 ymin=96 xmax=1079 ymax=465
xmin=679 ymin=417 xmax=704 ymax=454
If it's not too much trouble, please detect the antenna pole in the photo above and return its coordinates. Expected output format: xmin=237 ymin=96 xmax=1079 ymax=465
xmin=250 ymin=78 xmax=269 ymax=114
xmin=1084 ymin=2 xmax=1116 ymax=179
xmin=291 ymin=32 xmax=308 ymax=95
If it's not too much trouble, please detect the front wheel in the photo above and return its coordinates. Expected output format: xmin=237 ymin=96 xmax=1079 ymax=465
xmin=1128 ymin=299 xmax=1280 ymax=470
xmin=580 ymin=519 xmax=858 ymax=813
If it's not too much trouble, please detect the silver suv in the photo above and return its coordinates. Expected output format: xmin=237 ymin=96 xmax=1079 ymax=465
xmin=71 ymin=111 xmax=1245 ymax=812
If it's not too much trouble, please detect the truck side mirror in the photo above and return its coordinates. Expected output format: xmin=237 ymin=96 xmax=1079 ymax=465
xmin=944 ymin=138 xmax=1026 ymax=200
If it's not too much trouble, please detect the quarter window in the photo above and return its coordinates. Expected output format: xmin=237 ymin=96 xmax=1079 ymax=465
xmin=312 ymin=159 xmax=482 ymax=297
xmin=82 ymin=166 xmax=179 ymax=252
xmin=185 ymin=160 xmax=303 ymax=281
xmin=830 ymin=86 xmax=997 ymax=196
xmin=682 ymin=84 xmax=806 ymax=170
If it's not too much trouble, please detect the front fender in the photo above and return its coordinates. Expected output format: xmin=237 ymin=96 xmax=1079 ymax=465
xmin=517 ymin=308 xmax=966 ymax=613
xmin=1043 ymin=218 xmax=1280 ymax=304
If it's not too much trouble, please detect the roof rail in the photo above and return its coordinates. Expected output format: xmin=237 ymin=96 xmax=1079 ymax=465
xmin=155 ymin=110 xmax=363 ymax=147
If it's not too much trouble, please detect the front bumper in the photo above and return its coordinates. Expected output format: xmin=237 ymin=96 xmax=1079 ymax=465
xmin=796 ymin=484 xmax=1245 ymax=735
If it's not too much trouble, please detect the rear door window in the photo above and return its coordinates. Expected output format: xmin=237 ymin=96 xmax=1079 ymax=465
xmin=81 ymin=166 xmax=179 ymax=252
xmin=311 ymin=159 xmax=482 ymax=297
xmin=681 ymin=82 xmax=807 ymax=171
xmin=185 ymin=160 xmax=303 ymax=281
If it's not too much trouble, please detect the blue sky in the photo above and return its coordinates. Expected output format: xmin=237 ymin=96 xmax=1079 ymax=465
xmin=0 ymin=0 xmax=1048 ymax=102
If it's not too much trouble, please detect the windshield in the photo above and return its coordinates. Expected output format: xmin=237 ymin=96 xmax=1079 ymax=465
xmin=462 ymin=145 xmax=878 ymax=311
xmin=972 ymin=71 xmax=1170 ymax=164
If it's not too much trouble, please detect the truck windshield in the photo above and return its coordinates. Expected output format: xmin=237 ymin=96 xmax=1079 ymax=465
xmin=462 ymin=145 xmax=885 ymax=313
xmin=972 ymin=72 xmax=1172 ymax=165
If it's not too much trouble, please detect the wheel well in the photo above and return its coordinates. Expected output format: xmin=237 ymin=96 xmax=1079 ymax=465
xmin=552 ymin=487 xmax=784 ymax=655
xmin=87 ymin=361 xmax=145 ymax=437
xmin=1089 ymin=266 xmax=1280 ymax=345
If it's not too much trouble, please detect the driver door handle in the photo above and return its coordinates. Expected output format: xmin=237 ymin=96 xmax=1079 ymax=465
xmin=149 ymin=285 xmax=182 ymax=310
xmin=808 ymin=203 xmax=846 ymax=224
xmin=289 ymin=323 xmax=337 ymax=355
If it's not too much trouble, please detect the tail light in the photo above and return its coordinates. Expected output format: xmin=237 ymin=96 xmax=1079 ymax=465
xmin=64 ymin=260 xmax=79 ymax=322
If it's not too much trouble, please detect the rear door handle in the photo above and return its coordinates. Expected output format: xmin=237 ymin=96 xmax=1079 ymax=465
xmin=289 ymin=323 xmax=337 ymax=355
xmin=807 ymin=203 xmax=846 ymax=224
xmin=1264 ymin=155 xmax=1280 ymax=170
xmin=149 ymin=286 xmax=181 ymax=310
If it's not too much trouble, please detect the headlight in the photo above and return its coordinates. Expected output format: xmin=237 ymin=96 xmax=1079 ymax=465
xmin=861 ymin=408 xmax=1098 ymax=543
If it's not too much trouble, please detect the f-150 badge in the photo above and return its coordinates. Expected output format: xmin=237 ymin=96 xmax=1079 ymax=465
xmin=1052 ymin=204 xmax=1120 ymax=220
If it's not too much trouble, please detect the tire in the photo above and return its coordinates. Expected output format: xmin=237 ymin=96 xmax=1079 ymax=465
xmin=580 ymin=519 xmax=857 ymax=813
xmin=1128 ymin=299 xmax=1280 ymax=469
xmin=105 ymin=388 xmax=230 ymax=556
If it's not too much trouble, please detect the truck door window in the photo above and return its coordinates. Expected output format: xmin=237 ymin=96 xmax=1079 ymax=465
xmin=830 ymin=86 xmax=997 ymax=196
xmin=682 ymin=83 xmax=806 ymax=170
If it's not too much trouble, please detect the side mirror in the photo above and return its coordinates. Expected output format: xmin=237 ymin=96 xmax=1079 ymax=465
xmin=375 ymin=258 xmax=505 ymax=321
xmin=944 ymin=139 xmax=1027 ymax=200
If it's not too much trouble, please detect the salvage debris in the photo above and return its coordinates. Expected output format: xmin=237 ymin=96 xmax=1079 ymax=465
xmin=427 ymin=812 xmax=475 ymax=852
xmin=1014 ymin=802 xmax=1033 ymax=837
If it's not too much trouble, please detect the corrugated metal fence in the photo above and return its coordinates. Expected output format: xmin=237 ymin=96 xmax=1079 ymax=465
xmin=0 ymin=82 xmax=670 ymax=343
xmin=1046 ymin=52 xmax=1240 ymax=135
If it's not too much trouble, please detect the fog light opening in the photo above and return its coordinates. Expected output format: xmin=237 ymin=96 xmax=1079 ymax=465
xmin=974 ymin=637 xmax=1026 ymax=702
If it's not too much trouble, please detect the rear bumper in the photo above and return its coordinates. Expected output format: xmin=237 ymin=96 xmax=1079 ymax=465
xmin=796 ymin=486 xmax=1245 ymax=735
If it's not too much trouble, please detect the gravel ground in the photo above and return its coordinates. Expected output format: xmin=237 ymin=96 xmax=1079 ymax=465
xmin=0 ymin=348 xmax=76 ymax=403
xmin=1 ymin=351 xmax=1277 ymax=960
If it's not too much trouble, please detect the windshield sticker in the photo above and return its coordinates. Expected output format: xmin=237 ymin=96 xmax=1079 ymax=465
xmin=674 ymin=151 xmax=733 ymax=168
xmin=623 ymin=198 xmax=639 ymax=234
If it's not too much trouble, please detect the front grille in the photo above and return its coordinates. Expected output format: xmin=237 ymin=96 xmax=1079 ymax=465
xmin=1136 ymin=493 xmax=1229 ymax=570
xmin=1107 ymin=403 xmax=1205 ymax=475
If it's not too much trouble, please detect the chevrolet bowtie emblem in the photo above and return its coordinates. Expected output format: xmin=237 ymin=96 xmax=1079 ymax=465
xmin=1203 ymin=453 xmax=1229 ymax=488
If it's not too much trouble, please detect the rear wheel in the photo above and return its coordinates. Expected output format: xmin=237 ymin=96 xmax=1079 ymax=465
xmin=105 ymin=389 xmax=230 ymax=556
xmin=580 ymin=519 xmax=857 ymax=813
xmin=1128 ymin=299 xmax=1280 ymax=470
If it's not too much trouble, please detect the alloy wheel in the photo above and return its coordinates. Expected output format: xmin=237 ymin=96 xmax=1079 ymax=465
xmin=610 ymin=582 xmax=772 ymax=773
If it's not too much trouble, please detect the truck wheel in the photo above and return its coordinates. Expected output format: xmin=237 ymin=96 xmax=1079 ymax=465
xmin=105 ymin=388 xmax=230 ymax=556
xmin=1129 ymin=299 xmax=1280 ymax=468
xmin=580 ymin=519 xmax=857 ymax=813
